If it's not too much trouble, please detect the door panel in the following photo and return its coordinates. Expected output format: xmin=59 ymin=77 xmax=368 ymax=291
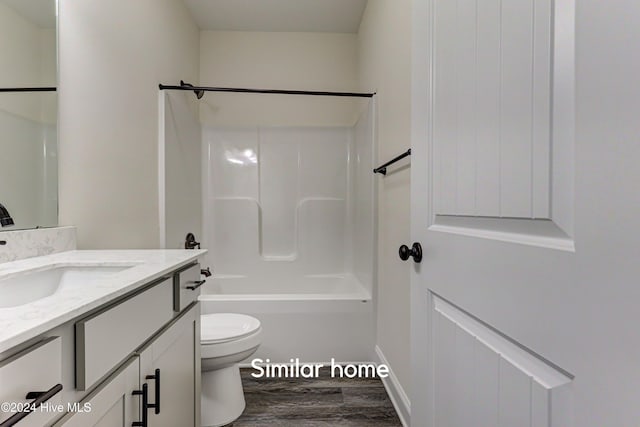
xmin=474 ymin=344 xmax=500 ymax=427
xmin=474 ymin=0 xmax=501 ymax=217
xmin=431 ymin=296 xmax=571 ymax=427
xmin=411 ymin=0 xmax=640 ymax=426
xmin=432 ymin=0 xmax=552 ymax=219
xmin=498 ymin=359 xmax=531 ymax=427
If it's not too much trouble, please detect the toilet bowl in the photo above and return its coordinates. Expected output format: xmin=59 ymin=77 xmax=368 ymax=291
xmin=201 ymin=313 xmax=262 ymax=427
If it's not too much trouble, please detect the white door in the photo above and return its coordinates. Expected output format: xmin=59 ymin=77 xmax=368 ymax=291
xmin=410 ymin=0 xmax=640 ymax=426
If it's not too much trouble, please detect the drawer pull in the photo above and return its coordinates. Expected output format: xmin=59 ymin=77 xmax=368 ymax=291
xmin=0 ymin=383 xmax=63 ymax=427
xmin=186 ymin=280 xmax=205 ymax=291
xmin=132 ymin=383 xmax=149 ymax=427
xmin=145 ymin=369 xmax=161 ymax=414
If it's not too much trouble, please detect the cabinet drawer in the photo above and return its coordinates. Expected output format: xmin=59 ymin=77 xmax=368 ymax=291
xmin=0 ymin=337 xmax=62 ymax=427
xmin=75 ymin=278 xmax=173 ymax=391
xmin=173 ymin=263 xmax=202 ymax=312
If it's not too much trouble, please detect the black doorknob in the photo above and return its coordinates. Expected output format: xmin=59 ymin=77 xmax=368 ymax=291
xmin=399 ymin=242 xmax=422 ymax=263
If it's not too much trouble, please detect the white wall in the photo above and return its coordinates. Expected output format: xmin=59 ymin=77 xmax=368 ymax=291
xmin=357 ymin=0 xmax=412 ymax=398
xmin=199 ymin=31 xmax=364 ymax=127
xmin=58 ymin=0 xmax=199 ymax=248
xmin=162 ymin=92 xmax=202 ymax=249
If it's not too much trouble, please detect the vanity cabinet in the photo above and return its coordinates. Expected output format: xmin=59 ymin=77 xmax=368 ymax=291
xmin=54 ymin=304 xmax=199 ymax=427
xmin=0 ymin=260 xmax=202 ymax=427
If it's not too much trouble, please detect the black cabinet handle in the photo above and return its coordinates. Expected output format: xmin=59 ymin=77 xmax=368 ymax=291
xmin=132 ymin=383 xmax=148 ymax=427
xmin=186 ymin=280 xmax=205 ymax=291
xmin=145 ymin=369 xmax=160 ymax=414
xmin=399 ymin=242 xmax=423 ymax=263
xmin=0 ymin=384 xmax=63 ymax=427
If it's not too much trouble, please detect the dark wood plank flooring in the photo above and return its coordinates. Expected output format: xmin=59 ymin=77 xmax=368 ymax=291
xmin=224 ymin=367 xmax=403 ymax=426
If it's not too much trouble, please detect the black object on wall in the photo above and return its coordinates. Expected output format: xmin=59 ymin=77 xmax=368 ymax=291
xmin=374 ymin=149 xmax=411 ymax=175
xmin=159 ymin=82 xmax=375 ymax=99
xmin=0 ymin=203 xmax=14 ymax=227
xmin=184 ymin=233 xmax=200 ymax=250
xmin=0 ymin=87 xmax=56 ymax=92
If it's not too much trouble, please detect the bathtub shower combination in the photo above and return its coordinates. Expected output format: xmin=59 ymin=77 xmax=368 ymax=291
xmin=199 ymin=104 xmax=376 ymax=363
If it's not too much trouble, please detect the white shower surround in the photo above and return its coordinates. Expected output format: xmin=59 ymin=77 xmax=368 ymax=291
xmin=203 ymin=275 xmax=367 ymax=300
xmin=200 ymin=102 xmax=376 ymax=363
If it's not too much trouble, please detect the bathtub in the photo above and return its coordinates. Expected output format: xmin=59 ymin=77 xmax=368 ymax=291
xmin=199 ymin=275 xmax=374 ymax=363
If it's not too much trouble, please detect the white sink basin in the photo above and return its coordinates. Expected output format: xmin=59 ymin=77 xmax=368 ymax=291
xmin=0 ymin=265 xmax=134 ymax=308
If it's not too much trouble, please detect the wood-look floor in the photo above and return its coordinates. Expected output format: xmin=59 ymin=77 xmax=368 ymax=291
xmin=223 ymin=367 xmax=403 ymax=426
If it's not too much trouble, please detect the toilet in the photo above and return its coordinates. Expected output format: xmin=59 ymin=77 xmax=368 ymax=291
xmin=201 ymin=313 xmax=262 ymax=427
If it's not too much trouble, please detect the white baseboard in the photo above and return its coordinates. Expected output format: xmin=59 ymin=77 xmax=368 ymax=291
xmin=374 ymin=345 xmax=411 ymax=427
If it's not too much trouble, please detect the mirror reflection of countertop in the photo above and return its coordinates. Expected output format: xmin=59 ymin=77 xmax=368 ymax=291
xmin=0 ymin=249 xmax=207 ymax=353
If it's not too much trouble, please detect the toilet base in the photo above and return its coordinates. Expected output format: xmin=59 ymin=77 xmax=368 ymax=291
xmin=201 ymin=364 xmax=246 ymax=427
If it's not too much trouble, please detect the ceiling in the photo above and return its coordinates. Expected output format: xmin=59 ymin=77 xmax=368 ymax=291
xmin=183 ymin=0 xmax=368 ymax=33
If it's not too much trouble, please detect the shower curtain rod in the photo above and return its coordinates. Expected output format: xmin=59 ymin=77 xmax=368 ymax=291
xmin=0 ymin=87 xmax=56 ymax=92
xmin=159 ymin=83 xmax=375 ymax=98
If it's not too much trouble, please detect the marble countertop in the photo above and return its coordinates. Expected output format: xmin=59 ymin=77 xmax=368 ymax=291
xmin=0 ymin=249 xmax=207 ymax=354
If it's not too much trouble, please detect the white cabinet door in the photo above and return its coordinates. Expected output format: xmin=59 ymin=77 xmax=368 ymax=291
xmin=53 ymin=357 xmax=141 ymax=427
xmin=138 ymin=304 xmax=200 ymax=427
xmin=411 ymin=0 xmax=640 ymax=426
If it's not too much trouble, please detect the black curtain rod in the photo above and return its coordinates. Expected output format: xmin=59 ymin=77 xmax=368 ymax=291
xmin=374 ymin=149 xmax=411 ymax=175
xmin=159 ymin=84 xmax=375 ymax=98
xmin=0 ymin=87 xmax=56 ymax=92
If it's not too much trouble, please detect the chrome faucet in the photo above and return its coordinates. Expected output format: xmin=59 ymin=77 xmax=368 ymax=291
xmin=0 ymin=203 xmax=14 ymax=227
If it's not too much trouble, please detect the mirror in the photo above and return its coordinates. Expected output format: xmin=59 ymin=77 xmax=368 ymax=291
xmin=0 ymin=0 xmax=58 ymax=231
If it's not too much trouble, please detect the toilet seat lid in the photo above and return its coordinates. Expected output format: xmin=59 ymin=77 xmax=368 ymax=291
xmin=201 ymin=313 xmax=261 ymax=344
